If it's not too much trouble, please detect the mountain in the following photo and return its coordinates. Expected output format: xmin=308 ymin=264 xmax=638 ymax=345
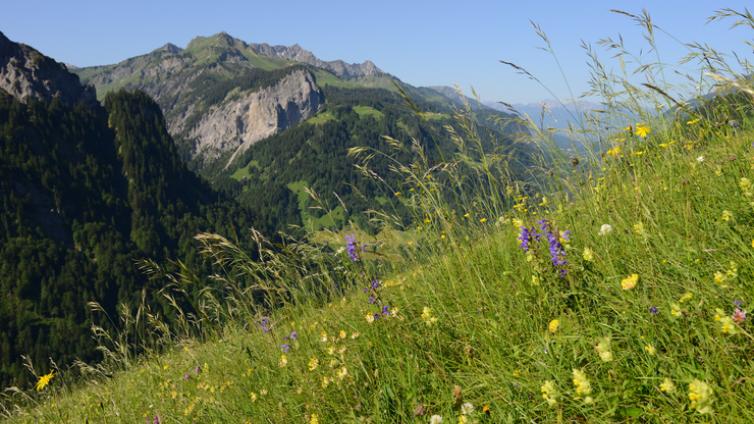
xmin=74 ymin=33 xmax=532 ymax=233
xmin=0 ymin=31 xmax=252 ymax=386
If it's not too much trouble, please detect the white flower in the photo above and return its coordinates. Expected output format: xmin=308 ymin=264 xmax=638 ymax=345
xmin=598 ymin=224 xmax=613 ymax=236
xmin=461 ymin=402 xmax=474 ymax=415
xmin=429 ymin=415 xmax=443 ymax=424
xmin=696 ymin=155 xmax=705 ymax=163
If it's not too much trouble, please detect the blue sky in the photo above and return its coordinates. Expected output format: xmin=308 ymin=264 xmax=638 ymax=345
xmin=2 ymin=1 xmax=751 ymax=103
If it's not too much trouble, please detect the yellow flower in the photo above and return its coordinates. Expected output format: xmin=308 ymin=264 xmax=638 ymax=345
xmin=308 ymin=356 xmax=319 ymax=371
xmin=35 ymin=371 xmax=55 ymax=392
xmin=531 ymin=274 xmax=540 ymax=286
xmin=479 ymin=217 xmax=488 ymax=223
xmin=670 ymin=303 xmax=682 ymax=318
xmin=714 ymin=309 xmax=739 ymax=335
xmin=336 ymin=366 xmax=348 ymax=381
xmin=632 ymin=150 xmax=646 ymax=157
xmin=644 ymin=344 xmax=656 ymax=355
xmin=365 ymin=313 xmax=375 ymax=324
xmin=621 ymin=273 xmax=639 ymax=290
xmin=679 ymin=292 xmax=694 ymax=303
xmin=278 ymin=354 xmax=288 ymax=368
xmin=463 ymin=212 xmax=471 ymax=219
xmin=421 ymin=307 xmax=438 ymax=326
xmin=721 ymin=210 xmax=733 ymax=222
xmin=595 ymin=337 xmax=613 ymax=362
xmin=310 ymin=413 xmax=320 ymax=424
xmin=540 ymin=380 xmax=558 ymax=407
xmin=751 ymin=239 xmax=754 ymax=249
xmin=249 ymin=391 xmax=258 ymax=402
xmin=714 ymin=271 xmax=726 ymax=286
xmin=572 ymin=369 xmax=592 ymax=398
xmin=582 ymin=247 xmax=594 ymax=262
xmin=548 ymin=319 xmax=560 ymax=334
xmin=740 ymin=178 xmax=753 ymax=197
xmin=659 ymin=378 xmax=676 ymax=394
xmin=607 ymin=145 xmax=622 ymax=157
xmin=394 ymin=191 xmax=401 ymax=197
xmin=688 ymin=379 xmax=713 ymax=414
xmin=635 ymin=123 xmax=651 ymax=138
xmin=686 ymin=117 xmax=701 ymax=125
xmin=339 ymin=330 xmax=347 ymax=339
xmin=633 ymin=222 xmax=645 ymax=237
xmin=512 ymin=218 xmax=524 ymax=229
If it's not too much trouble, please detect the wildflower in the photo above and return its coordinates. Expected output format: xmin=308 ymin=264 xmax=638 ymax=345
xmin=345 ymin=234 xmax=360 ymax=262
xmin=644 ymin=344 xmax=656 ymax=355
xmin=540 ymin=380 xmax=558 ymax=406
xmin=517 ymin=226 xmax=533 ymax=252
xmin=696 ymin=155 xmax=705 ymax=163
xmin=339 ymin=330 xmax=347 ymax=339
xmin=278 ymin=354 xmax=288 ymax=368
xmin=670 ymin=303 xmax=682 ymax=318
xmin=307 ymin=356 xmax=319 ymax=371
xmin=572 ymin=369 xmax=592 ymax=398
xmin=721 ymin=210 xmax=733 ymax=222
xmin=280 ymin=343 xmax=291 ymax=353
xmin=634 ymin=123 xmax=651 ymax=138
xmin=688 ymin=379 xmax=713 ymax=414
xmin=740 ymin=178 xmax=753 ymax=197
xmin=714 ymin=271 xmax=726 ymax=286
xmin=732 ymin=308 xmax=746 ymax=324
xmin=259 ymin=316 xmax=271 ymax=333
xmin=606 ymin=145 xmax=622 ymax=157
xmin=540 ymin=220 xmax=568 ymax=277
xmin=548 ymin=319 xmax=560 ymax=334
xmin=595 ymin=337 xmax=613 ymax=362
xmin=430 ymin=415 xmax=443 ymax=424
xmin=582 ymin=247 xmax=594 ymax=262
xmin=512 ymin=218 xmax=523 ymax=229
xmin=461 ymin=402 xmax=474 ymax=415
xmin=649 ymin=306 xmax=659 ymax=315
xmin=531 ymin=274 xmax=540 ymax=286
xmin=35 ymin=371 xmax=55 ymax=392
xmin=336 ymin=366 xmax=348 ymax=381
xmin=633 ymin=222 xmax=646 ymax=237
xmin=421 ymin=307 xmax=439 ymax=326
xmin=679 ymin=292 xmax=693 ymax=303
xmin=659 ymin=378 xmax=676 ymax=393
xmin=714 ymin=309 xmax=739 ymax=335
xmin=482 ymin=404 xmax=490 ymax=415
xmin=479 ymin=217 xmax=488 ymax=223
xmin=687 ymin=117 xmax=701 ymax=125
xmin=321 ymin=376 xmax=332 ymax=389
xmin=621 ymin=274 xmax=639 ymax=290
xmin=310 ymin=414 xmax=319 ymax=424
xmin=365 ymin=313 xmax=375 ymax=324
xmin=598 ymin=224 xmax=613 ymax=236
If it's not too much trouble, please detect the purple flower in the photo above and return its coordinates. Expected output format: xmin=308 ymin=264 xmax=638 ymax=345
xmin=183 ymin=372 xmax=190 ymax=381
xmin=345 ymin=235 xmax=360 ymax=262
xmin=382 ymin=305 xmax=391 ymax=316
xmin=734 ymin=299 xmax=744 ymax=307
xmin=733 ymin=308 xmax=747 ymax=324
xmin=518 ymin=226 xmax=532 ymax=252
xmin=288 ymin=330 xmax=298 ymax=341
xmin=541 ymin=220 xmax=568 ymax=276
xmin=153 ymin=415 xmax=161 ymax=424
xmin=281 ymin=343 xmax=291 ymax=353
xmin=259 ymin=316 xmax=271 ymax=333
xmin=649 ymin=306 xmax=659 ymax=315
xmin=370 ymin=279 xmax=381 ymax=290
xmin=368 ymin=295 xmax=377 ymax=304
xmin=194 ymin=366 xmax=202 ymax=375
xmin=373 ymin=313 xmax=381 ymax=321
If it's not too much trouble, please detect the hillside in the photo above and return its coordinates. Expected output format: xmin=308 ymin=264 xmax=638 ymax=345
xmin=7 ymin=75 xmax=754 ymax=421
xmin=0 ymin=32 xmax=253 ymax=387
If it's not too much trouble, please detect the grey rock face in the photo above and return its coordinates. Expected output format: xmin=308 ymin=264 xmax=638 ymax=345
xmin=0 ymin=31 xmax=96 ymax=105
xmin=249 ymin=42 xmax=382 ymax=79
xmin=188 ymin=69 xmax=323 ymax=167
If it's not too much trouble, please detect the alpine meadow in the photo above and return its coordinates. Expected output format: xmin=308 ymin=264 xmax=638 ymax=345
xmin=2 ymin=3 xmax=754 ymax=423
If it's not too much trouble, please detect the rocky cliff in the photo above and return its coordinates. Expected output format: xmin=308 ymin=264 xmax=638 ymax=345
xmin=0 ymin=31 xmax=95 ymax=106
xmin=188 ymin=68 xmax=323 ymax=166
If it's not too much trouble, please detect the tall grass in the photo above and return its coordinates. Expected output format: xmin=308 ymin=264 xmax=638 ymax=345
xmin=4 ymin=5 xmax=754 ymax=423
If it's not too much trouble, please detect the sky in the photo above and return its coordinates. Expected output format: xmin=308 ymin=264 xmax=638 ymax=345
xmin=2 ymin=1 xmax=752 ymax=104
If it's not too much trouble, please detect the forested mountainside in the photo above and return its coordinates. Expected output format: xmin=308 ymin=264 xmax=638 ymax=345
xmin=0 ymin=31 xmax=253 ymax=386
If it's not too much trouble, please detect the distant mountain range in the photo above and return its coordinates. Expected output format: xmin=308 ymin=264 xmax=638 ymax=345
xmin=73 ymin=32 xmax=531 ymax=232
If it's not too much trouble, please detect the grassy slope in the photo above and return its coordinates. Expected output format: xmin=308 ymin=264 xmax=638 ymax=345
xmin=10 ymin=113 xmax=754 ymax=422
